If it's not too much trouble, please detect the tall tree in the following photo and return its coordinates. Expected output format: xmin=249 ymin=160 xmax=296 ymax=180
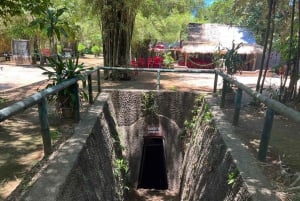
xmin=31 ymin=7 xmax=68 ymax=56
xmin=255 ymin=0 xmax=274 ymax=92
xmin=86 ymin=0 xmax=142 ymax=75
xmin=296 ymin=1 xmax=300 ymax=101
xmin=259 ymin=0 xmax=277 ymax=94
xmin=86 ymin=0 xmax=202 ymax=78
xmin=234 ymin=1 xmax=267 ymax=44
xmin=286 ymin=0 xmax=300 ymax=101
xmin=207 ymin=0 xmax=237 ymax=24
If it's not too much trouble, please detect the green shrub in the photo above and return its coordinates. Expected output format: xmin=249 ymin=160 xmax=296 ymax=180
xmin=91 ymin=45 xmax=102 ymax=56
xmin=77 ymin=43 xmax=86 ymax=55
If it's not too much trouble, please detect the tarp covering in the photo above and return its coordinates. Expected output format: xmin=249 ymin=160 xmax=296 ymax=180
xmin=181 ymin=23 xmax=263 ymax=54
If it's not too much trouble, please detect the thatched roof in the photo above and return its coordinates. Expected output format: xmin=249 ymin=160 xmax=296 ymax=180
xmin=181 ymin=23 xmax=263 ymax=54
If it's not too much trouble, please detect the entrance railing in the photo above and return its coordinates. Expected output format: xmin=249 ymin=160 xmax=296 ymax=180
xmin=0 ymin=68 xmax=101 ymax=155
xmin=1 ymin=66 xmax=300 ymax=161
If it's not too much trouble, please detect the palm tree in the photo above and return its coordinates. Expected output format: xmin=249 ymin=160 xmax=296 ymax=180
xmin=31 ymin=7 xmax=68 ymax=57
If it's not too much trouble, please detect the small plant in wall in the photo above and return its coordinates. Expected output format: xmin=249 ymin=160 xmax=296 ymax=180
xmin=182 ymin=95 xmax=205 ymax=141
xmin=0 ymin=97 xmax=7 ymax=107
xmin=202 ymin=104 xmax=213 ymax=123
xmin=113 ymin=158 xmax=130 ymax=195
xmin=141 ymin=91 xmax=158 ymax=123
xmin=227 ymin=168 xmax=239 ymax=187
xmin=114 ymin=158 xmax=129 ymax=178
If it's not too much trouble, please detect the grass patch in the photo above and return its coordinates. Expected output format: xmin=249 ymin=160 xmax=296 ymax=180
xmin=0 ymin=97 xmax=7 ymax=104
xmin=0 ymin=97 xmax=8 ymax=109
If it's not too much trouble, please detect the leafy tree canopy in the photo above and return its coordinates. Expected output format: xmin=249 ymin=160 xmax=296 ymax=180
xmin=0 ymin=0 xmax=50 ymax=21
xmin=134 ymin=0 xmax=205 ymax=44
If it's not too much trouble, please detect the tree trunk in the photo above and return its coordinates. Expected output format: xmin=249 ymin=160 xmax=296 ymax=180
xmin=101 ymin=0 xmax=137 ymax=80
xmin=282 ymin=0 xmax=296 ymax=102
xmin=296 ymin=0 xmax=300 ymax=102
xmin=256 ymin=0 xmax=273 ymax=92
xmin=259 ymin=0 xmax=276 ymax=93
xmin=32 ymin=35 xmax=38 ymax=65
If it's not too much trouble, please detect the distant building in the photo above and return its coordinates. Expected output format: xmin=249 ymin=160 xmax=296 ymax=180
xmin=180 ymin=23 xmax=264 ymax=70
xmin=12 ymin=40 xmax=31 ymax=65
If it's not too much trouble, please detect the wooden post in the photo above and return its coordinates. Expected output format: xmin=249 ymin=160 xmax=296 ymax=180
xmin=157 ymin=70 xmax=161 ymax=90
xmin=233 ymin=88 xmax=243 ymax=126
xmin=97 ymin=69 xmax=101 ymax=93
xmin=88 ymin=74 xmax=93 ymax=104
xmin=38 ymin=97 xmax=52 ymax=156
xmin=220 ymin=79 xmax=228 ymax=108
xmin=258 ymin=108 xmax=274 ymax=161
xmin=213 ymin=71 xmax=218 ymax=93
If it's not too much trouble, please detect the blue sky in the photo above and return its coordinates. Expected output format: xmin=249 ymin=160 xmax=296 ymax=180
xmin=192 ymin=0 xmax=215 ymax=17
xmin=205 ymin=0 xmax=215 ymax=6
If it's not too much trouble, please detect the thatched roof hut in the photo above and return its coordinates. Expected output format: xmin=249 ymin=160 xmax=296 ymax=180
xmin=182 ymin=23 xmax=262 ymax=54
xmin=180 ymin=23 xmax=263 ymax=70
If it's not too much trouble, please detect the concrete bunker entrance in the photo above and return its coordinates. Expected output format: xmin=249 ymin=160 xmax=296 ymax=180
xmin=138 ymin=136 xmax=168 ymax=190
xmin=17 ymin=91 xmax=278 ymax=201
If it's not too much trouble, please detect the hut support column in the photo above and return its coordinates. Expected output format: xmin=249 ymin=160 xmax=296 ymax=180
xmin=184 ymin=53 xmax=188 ymax=67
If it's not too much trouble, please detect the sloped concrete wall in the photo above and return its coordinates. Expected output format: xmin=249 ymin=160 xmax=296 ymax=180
xmin=179 ymin=98 xmax=249 ymax=200
xmin=19 ymin=93 xmax=125 ymax=201
xmin=179 ymin=95 xmax=280 ymax=201
xmin=106 ymin=90 xmax=197 ymax=191
xmin=16 ymin=91 xmax=279 ymax=201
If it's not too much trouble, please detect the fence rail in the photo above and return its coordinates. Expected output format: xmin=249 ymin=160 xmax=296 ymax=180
xmin=99 ymin=66 xmax=300 ymax=161
xmin=1 ymin=66 xmax=300 ymax=160
xmin=0 ymin=68 xmax=101 ymax=155
xmin=215 ymin=70 xmax=300 ymax=160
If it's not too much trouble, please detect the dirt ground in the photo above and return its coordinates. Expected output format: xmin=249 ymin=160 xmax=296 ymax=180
xmin=0 ymin=55 xmax=300 ymax=200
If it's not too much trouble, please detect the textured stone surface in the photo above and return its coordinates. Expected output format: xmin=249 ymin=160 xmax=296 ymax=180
xmin=179 ymin=97 xmax=250 ymax=200
xmin=180 ymin=96 xmax=278 ymax=201
xmin=20 ymin=93 xmax=124 ymax=201
xmin=178 ymin=95 xmax=279 ymax=201
xmin=107 ymin=90 xmax=197 ymax=191
xmin=17 ymin=91 xmax=280 ymax=201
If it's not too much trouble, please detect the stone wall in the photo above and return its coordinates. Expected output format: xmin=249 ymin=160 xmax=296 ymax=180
xmin=19 ymin=93 xmax=125 ymax=201
xmin=16 ymin=91 xmax=280 ymax=201
xmin=179 ymin=95 xmax=280 ymax=201
xmin=179 ymin=96 xmax=250 ymax=200
xmin=107 ymin=90 xmax=197 ymax=191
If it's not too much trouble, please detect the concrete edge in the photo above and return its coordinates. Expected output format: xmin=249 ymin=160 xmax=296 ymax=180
xmin=21 ymin=93 xmax=110 ymax=201
xmin=206 ymin=94 xmax=280 ymax=201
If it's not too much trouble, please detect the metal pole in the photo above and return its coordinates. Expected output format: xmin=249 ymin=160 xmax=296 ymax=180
xmin=233 ymin=88 xmax=243 ymax=126
xmin=216 ymin=71 xmax=300 ymax=122
xmin=220 ymin=79 xmax=228 ymax=108
xmin=88 ymin=74 xmax=93 ymax=104
xmin=258 ymin=108 xmax=274 ymax=161
xmin=38 ymin=97 xmax=52 ymax=156
xmin=73 ymin=83 xmax=80 ymax=121
xmin=157 ymin=70 xmax=161 ymax=90
xmin=213 ymin=71 xmax=218 ymax=93
xmin=97 ymin=69 xmax=101 ymax=93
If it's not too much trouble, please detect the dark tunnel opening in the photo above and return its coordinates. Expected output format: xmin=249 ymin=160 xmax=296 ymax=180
xmin=138 ymin=137 xmax=168 ymax=190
